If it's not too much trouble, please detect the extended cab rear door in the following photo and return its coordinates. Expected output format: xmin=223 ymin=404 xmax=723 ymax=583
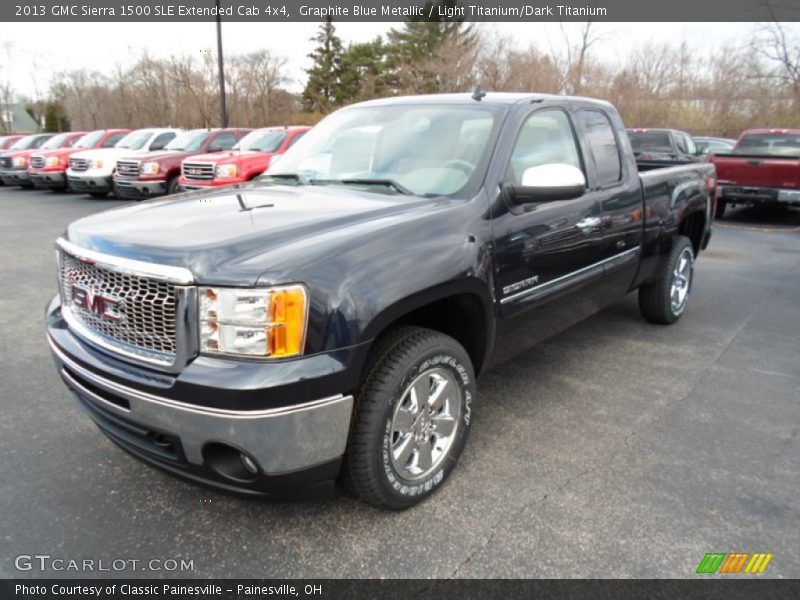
xmin=572 ymin=106 xmax=643 ymax=287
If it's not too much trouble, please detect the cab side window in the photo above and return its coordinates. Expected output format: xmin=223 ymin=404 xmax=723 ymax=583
xmin=102 ymin=133 xmax=126 ymax=147
xmin=675 ymin=133 xmax=688 ymax=154
xmin=684 ymin=134 xmax=697 ymax=156
xmin=575 ymin=109 xmax=622 ymax=187
xmin=287 ymin=132 xmax=306 ymax=149
xmin=150 ymin=132 xmax=176 ymax=150
xmin=211 ymin=132 xmax=237 ymax=150
xmin=507 ymin=109 xmax=582 ymax=185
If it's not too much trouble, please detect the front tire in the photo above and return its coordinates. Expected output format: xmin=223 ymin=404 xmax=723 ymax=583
xmin=714 ymin=199 xmax=727 ymax=219
xmin=343 ymin=327 xmax=476 ymax=510
xmin=88 ymin=191 xmax=108 ymax=198
xmin=639 ymin=235 xmax=695 ymax=325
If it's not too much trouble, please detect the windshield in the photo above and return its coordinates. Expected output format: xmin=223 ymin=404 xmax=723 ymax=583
xmin=234 ymin=129 xmax=286 ymax=152
xmin=267 ymin=105 xmax=500 ymax=197
xmin=9 ymin=135 xmax=44 ymax=151
xmin=734 ymin=133 xmax=800 ymax=158
xmin=697 ymin=139 xmax=734 ymax=153
xmin=73 ymin=130 xmax=105 ymax=149
xmin=115 ymin=130 xmax=154 ymax=150
xmin=40 ymin=133 xmax=71 ymax=150
xmin=166 ymin=130 xmax=210 ymax=152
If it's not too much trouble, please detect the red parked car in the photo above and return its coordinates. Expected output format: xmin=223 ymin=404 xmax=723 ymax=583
xmin=0 ymin=135 xmax=24 ymax=150
xmin=0 ymin=135 xmax=24 ymax=186
xmin=178 ymin=126 xmax=310 ymax=190
xmin=113 ymin=128 xmax=251 ymax=199
xmin=28 ymin=129 xmax=130 ymax=191
xmin=711 ymin=128 xmax=800 ymax=218
xmin=0 ymin=133 xmax=56 ymax=187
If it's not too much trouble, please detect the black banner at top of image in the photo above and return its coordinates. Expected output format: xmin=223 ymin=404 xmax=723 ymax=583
xmin=3 ymin=0 xmax=800 ymax=23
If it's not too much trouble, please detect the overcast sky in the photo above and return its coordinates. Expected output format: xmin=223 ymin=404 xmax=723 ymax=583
xmin=0 ymin=21 xmax=789 ymax=99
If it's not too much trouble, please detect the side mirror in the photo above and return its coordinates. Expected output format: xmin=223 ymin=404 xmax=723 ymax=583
xmin=504 ymin=164 xmax=586 ymax=205
xmin=207 ymin=144 xmax=224 ymax=152
xmin=150 ymin=142 xmax=165 ymax=151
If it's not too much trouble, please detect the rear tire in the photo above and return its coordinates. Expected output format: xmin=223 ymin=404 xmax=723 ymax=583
xmin=342 ymin=326 xmax=476 ymax=510
xmin=639 ymin=235 xmax=695 ymax=325
xmin=88 ymin=191 xmax=108 ymax=198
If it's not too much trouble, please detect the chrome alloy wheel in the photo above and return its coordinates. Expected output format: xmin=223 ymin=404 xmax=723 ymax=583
xmin=389 ymin=367 xmax=461 ymax=481
xmin=670 ymin=247 xmax=694 ymax=315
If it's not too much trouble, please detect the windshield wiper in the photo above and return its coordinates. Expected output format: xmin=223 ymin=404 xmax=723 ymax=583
xmin=257 ymin=173 xmax=309 ymax=185
xmin=312 ymin=178 xmax=413 ymax=196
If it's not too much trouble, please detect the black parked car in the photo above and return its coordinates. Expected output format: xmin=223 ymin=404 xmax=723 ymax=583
xmin=626 ymin=128 xmax=704 ymax=168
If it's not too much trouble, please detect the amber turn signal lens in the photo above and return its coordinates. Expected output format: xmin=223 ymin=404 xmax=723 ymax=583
xmin=267 ymin=286 xmax=307 ymax=357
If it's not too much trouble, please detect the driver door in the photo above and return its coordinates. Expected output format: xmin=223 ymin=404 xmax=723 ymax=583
xmin=490 ymin=108 xmax=605 ymax=359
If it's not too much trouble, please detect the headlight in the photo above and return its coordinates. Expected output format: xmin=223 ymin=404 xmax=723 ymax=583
xmin=199 ymin=285 xmax=308 ymax=358
xmin=12 ymin=156 xmax=26 ymax=167
xmin=140 ymin=162 xmax=159 ymax=175
xmin=45 ymin=156 xmax=61 ymax=168
xmin=215 ymin=164 xmax=237 ymax=178
xmin=89 ymin=159 xmax=104 ymax=169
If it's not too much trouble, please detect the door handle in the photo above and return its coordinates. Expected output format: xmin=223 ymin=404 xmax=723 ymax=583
xmin=576 ymin=217 xmax=602 ymax=234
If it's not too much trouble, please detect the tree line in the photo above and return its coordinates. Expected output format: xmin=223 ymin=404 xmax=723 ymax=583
xmin=3 ymin=10 xmax=798 ymax=137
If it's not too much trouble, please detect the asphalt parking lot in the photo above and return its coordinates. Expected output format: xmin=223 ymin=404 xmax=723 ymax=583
xmin=1 ymin=187 xmax=798 ymax=579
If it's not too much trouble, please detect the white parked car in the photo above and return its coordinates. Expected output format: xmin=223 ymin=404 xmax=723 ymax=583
xmin=66 ymin=128 xmax=180 ymax=197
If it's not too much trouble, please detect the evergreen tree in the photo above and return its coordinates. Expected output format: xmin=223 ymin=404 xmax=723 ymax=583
xmin=302 ymin=17 xmax=344 ymax=113
xmin=385 ymin=0 xmax=477 ymax=94
xmin=335 ymin=38 xmax=388 ymax=103
xmin=44 ymin=100 xmax=70 ymax=132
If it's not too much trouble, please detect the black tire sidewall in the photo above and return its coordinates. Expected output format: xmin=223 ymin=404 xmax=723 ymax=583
xmin=372 ymin=338 xmax=475 ymax=506
xmin=167 ymin=175 xmax=179 ymax=195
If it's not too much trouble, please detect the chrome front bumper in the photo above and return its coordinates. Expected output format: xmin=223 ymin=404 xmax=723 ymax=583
xmin=48 ymin=334 xmax=354 ymax=477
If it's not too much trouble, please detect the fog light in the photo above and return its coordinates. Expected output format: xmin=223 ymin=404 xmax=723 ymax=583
xmin=240 ymin=453 xmax=259 ymax=474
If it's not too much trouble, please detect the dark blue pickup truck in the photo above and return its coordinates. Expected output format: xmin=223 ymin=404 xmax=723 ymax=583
xmin=47 ymin=93 xmax=714 ymax=509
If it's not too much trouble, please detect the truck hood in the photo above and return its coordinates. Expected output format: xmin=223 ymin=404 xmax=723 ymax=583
xmin=70 ymin=147 xmax=152 ymax=161
xmin=186 ymin=150 xmax=265 ymax=164
xmin=31 ymin=147 xmax=76 ymax=159
xmin=2 ymin=149 xmax=37 ymax=159
xmin=66 ymin=184 xmax=459 ymax=285
xmin=132 ymin=149 xmax=194 ymax=162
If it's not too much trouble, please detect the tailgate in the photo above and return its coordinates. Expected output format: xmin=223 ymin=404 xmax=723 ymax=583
xmin=714 ymin=155 xmax=800 ymax=188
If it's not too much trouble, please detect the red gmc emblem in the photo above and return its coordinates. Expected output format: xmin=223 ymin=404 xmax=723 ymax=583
xmin=72 ymin=284 xmax=122 ymax=322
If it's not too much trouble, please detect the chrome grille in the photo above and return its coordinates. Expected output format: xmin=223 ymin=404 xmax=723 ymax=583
xmin=69 ymin=157 xmax=89 ymax=172
xmin=30 ymin=154 xmax=45 ymax=169
xmin=59 ymin=251 xmax=177 ymax=356
xmin=0 ymin=157 xmax=11 ymax=169
xmin=116 ymin=160 xmax=140 ymax=177
xmin=182 ymin=162 xmax=214 ymax=181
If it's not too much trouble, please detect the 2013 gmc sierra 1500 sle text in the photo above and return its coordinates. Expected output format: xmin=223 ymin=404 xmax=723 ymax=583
xmin=46 ymin=93 xmax=714 ymax=509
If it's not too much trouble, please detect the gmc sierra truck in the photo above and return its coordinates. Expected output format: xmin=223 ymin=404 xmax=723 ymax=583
xmin=47 ymin=93 xmax=714 ymax=509
xmin=29 ymin=129 xmax=130 ymax=191
xmin=709 ymin=128 xmax=800 ymax=218
xmin=0 ymin=133 xmax=56 ymax=187
xmin=66 ymin=128 xmax=180 ymax=198
xmin=178 ymin=126 xmax=310 ymax=191
xmin=113 ymin=128 xmax=251 ymax=199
